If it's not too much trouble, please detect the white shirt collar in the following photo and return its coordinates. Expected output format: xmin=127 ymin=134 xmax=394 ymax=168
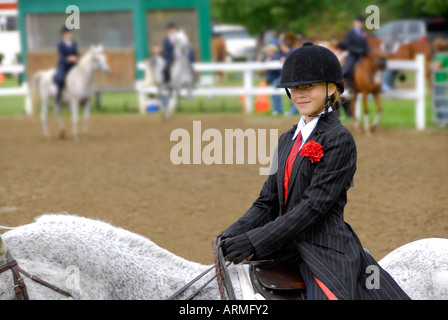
xmin=292 ymin=107 xmax=333 ymax=145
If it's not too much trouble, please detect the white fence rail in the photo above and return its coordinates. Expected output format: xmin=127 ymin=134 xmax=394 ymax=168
xmin=365 ymin=54 xmax=426 ymax=130
xmin=0 ymin=64 xmax=32 ymax=115
xmin=136 ymin=54 xmax=426 ymax=130
xmin=1 ymin=55 xmax=426 ymax=130
xmin=135 ymin=60 xmax=285 ymax=115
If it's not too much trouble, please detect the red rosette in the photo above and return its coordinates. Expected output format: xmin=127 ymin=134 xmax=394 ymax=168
xmin=300 ymin=140 xmax=324 ymax=163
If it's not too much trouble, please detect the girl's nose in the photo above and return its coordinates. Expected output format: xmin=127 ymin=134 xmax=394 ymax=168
xmin=291 ymin=89 xmax=306 ymax=98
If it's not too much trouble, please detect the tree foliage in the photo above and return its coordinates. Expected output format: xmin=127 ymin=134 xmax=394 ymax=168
xmin=211 ymin=0 xmax=328 ymax=34
xmin=211 ymin=0 xmax=448 ymax=39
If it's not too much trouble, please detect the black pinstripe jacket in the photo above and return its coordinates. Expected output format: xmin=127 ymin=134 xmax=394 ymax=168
xmin=226 ymin=111 xmax=410 ymax=299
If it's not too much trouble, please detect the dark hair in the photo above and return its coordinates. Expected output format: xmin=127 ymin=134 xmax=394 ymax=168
xmin=355 ymin=14 xmax=365 ymax=22
xmin=61 ymin=26 xmax=71 ymax=35
xmin=166 ymin=22 xmax=177 ymax=30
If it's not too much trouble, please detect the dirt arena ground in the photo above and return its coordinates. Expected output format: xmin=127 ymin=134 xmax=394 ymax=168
xmin=0 ymin=113 xmax=447 ymax=264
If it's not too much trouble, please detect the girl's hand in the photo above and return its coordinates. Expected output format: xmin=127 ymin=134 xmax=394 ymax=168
xmin=67 ymin=55 xmax=78 ymax=63
xmin=222 ymin=233 xmax=254 ymax=264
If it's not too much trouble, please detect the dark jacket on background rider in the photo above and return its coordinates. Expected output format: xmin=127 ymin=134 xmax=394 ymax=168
xmin=342 ymin=27 xmax=370 ymax=87
xmin=54 ymin=40 xmax=79 ymax=87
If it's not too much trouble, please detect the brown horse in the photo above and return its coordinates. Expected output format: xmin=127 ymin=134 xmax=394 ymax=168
xmin=212 ymin=34 xmax=227 ymax=79
xmin=369 ymin=37 xmax=433 ymax=85
xmin=349 ymin=49 xmax=387 ymax=134
xmin=391 ymin=39 xmax=433 ymax=85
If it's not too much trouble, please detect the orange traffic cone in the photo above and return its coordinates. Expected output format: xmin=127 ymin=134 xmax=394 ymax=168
xmin=255 ymin=81 xmax=270 ymax=113
xmin=0 ymin=72 xmax=4 ymax=84
xmin=239 ymin=94 xmax=245 ymax=108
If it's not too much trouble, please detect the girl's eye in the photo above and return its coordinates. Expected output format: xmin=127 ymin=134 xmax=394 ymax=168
xmin=291 ymin=84 xmax=314 ymax=91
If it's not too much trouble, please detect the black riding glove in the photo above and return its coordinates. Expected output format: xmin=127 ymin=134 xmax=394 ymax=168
xmin=222 ymin=233 xmax=255 ymax=264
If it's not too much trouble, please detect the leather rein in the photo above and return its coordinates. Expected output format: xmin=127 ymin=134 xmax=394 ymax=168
xmin=0 ymin=251 xmax=72 ymax=300
xmin=213 ymin=237 xmax=236 ymax=300
xmin=167 ymin=237 xmax=235 ymax=300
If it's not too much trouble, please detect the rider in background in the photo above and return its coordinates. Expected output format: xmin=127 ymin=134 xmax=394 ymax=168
xmin=161 ymin=22 xmax=196 ymax=85
xmin=53 ymin=26 xmax=79 ymax=106
xmin=162 ymin=22 xmax=177 ymax=84
xmin=262 ymin=41 xmax=297 ymax=116
xmin=432 ymin=37 xmax=448 ymax=122
xmin=262 ymin=43 xmax=283 ymax=115
xmin=342 ymin=14 xmax=370 ymax=93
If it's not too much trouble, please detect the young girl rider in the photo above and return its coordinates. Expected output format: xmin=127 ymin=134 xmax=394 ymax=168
xmin=53 ymin=26 xmax=79 ymax=106
xmin=219 ymin=42 xmax=410 ymax=300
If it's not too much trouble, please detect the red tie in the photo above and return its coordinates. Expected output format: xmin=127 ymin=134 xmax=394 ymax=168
xmin=284 ymin=131 xmax=303 ymax=208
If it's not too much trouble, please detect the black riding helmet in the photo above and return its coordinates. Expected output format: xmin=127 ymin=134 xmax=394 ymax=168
xmin=277 ymin=42 xmax=345 ymax=101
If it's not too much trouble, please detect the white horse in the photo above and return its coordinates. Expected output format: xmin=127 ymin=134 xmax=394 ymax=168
xmin=31 ymin=45 xmax=110 ymax=141
xmin=150 ymin=29 xmax=195 ymax=119
xmin=378 ymin=238 xmax=448 ymax=300
xmin=0 ymin=214 xmax=446 ymax=300
xmin=0 ymin=214 xmax=239 ymax=300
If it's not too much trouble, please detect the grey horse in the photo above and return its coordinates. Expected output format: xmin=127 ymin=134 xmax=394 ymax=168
xmin=150 ymin=29 xmax=195 ymax=119
xmin=0 ymin=214 xmax=447 ymax=300
xmin=31 ymin=45 xmax=110 ymax=141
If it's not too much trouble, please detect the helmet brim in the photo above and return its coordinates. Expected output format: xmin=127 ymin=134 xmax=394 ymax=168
xmin=277 ymin=80 xmax=345 ymax=94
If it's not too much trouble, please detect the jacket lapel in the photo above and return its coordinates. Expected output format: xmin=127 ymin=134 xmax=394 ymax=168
xmin=284 ymin=112 xmax=339 ymax=208
xmin=278 ymin=128 xmax=295 ymax=208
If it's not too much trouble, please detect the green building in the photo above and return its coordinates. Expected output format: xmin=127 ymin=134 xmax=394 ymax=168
xmin=18 ymin=0 xmax=212 ymax=89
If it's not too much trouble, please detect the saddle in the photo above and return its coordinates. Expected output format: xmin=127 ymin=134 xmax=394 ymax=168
xmin=213 ymin=237 xmax=306 ymax=300
xmin=248 ymin=260 xmax=306 ymax=300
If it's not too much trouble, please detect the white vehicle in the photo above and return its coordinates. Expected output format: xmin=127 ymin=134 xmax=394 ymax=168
xmin=0 ymin=1 xmax=21 ymax=65
xmin=213 ymin=24 xmax=256 ymax=61
xmin=373 ymin=18 xmax=448 ymax=43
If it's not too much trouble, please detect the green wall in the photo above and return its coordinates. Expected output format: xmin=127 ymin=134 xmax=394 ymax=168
xmin=17 ymin=0 xmax=211 ymax=80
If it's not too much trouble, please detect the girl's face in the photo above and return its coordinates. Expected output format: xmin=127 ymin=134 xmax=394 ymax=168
xmin=62 ymin=31 xmax=72 ymax=41
xmin=290 ymin=82 xmax=336 ymax=123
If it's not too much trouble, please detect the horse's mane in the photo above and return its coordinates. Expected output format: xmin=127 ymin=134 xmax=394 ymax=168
xmin=0 ymin=214 xmax=211 ymax=299
xmin=0 ymin=235 xmax=5 ymax=260
xmin=75 ymin=46 xmax=103 ymax=73
xmin=0 ymin=225 xmax=14 ymax=260
xmin=76 ymin=51 xmax=93 ymax=73
xmin=32 ymin=214 xmax=203 ymax=269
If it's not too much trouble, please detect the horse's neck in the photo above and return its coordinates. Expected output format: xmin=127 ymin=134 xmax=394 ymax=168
xmin=174 ymin=42 xmax=190 ymax=61
xmin=15 ymin=214 xmax=205 ymax=275
xmin=2 ymin=215 xmax=211 ymax=299
xmin=70 ymin=53 xmax=94 ymax=83
xmin=361 ymin=54 xmax=377 ymax=72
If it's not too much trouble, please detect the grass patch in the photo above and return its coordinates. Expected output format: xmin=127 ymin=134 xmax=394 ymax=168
xmin=0 ymin=73 xmax=445 ymax=130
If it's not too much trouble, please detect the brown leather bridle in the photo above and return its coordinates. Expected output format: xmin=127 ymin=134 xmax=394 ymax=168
xmin=213 ymin=237 xmax=236 ymax=300
xmin=0 ymin=251 xmax=72 ymax=300
xmin=166 ymin=237 xmax=235 ymax=300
